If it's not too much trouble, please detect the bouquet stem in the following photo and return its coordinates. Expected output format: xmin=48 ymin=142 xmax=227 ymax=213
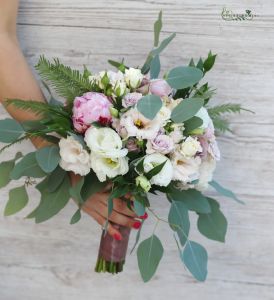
xmin=95 ymin=224 xmax=131 ymax=274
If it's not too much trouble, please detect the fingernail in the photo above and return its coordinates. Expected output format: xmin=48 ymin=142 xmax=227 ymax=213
xmin=139 ymin=212 xmax=148 ymax=220
xmin=133 ymin=221 xmax=142 ymax=229
xmin=113 ymin=233 xmax=122 ymax=241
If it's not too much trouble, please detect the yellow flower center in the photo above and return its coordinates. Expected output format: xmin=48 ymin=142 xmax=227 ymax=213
xmin=134 ymin=119 xmax=144 ymax=129
xmin=105 ymin=158 xmax=117 ymax=167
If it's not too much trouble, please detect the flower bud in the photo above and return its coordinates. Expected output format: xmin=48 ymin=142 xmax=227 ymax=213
xmin=109 ymin=107 xmax=119 ymax=118
xmin=136 ymin=175 xmax=151 ymax=192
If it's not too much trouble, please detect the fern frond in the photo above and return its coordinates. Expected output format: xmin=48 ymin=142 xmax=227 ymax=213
xmin=212 ymin=116 xmax=232 ymax=134
xmin=5 ymin=99 xmax=70 ymax=118
xmin=207 ymin=103 xmax=249 ymax=118
xmin=36 ymin=56 xmax=93 ymax=103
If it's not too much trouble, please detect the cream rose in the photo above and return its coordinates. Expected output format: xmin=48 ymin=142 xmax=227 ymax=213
xmin=85 ymin=127 xmax=128 ymax=158
xmin=180 ymin=137 xmax=202 ymax=158
xmin=124 ymin=68 xmax=144 ymax=89
xmin=59 ymin=136 xmax=91 ymax=176
xmin=90 ymin=154 xmax=129 ymax=182
xmin=143 ymin=153 xmax=173 ymax=186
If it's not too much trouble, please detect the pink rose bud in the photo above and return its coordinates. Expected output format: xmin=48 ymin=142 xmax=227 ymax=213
xmin=149 ymin=79 xmax=172 ymax=97
xmin=72 ymin=92 xmax=112 ymax=133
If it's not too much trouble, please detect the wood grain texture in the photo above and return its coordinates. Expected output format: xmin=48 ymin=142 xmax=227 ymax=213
xmin=0 ymin=0 xmax=274 ymax=299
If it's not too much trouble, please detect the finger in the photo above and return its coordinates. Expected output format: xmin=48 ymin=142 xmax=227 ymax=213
xmin=82 ymin=206 xmax=123 ymax=240
xmin=93 ymin=201 xmax=141 ymax=229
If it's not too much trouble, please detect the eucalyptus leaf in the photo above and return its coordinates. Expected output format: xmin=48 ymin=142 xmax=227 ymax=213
xmin=47 ymin=166 xmax=66 ymax=192
xmin=137 ymin=234 xmax=164 ymax=282
xmin=171 ymin=98 xmax=204 ymax=123
xmin=137 ymin=95 xmax=162 ymax=120
xmin=197 ymin=198 xmax=227 ymax=242
xmin=166 ymin=66 xmax=203 ymax=89
xmin=81 ymin=171 xmax=107 ymax=202
xmin=69 ymin=177 xmax=84 ymax=205
xmin=31 ymin=174 xmax=71 ymax=223
xmin=0 ymin=152 xmax=22 ymax=189
xmin=133 ymin=199 xmax=146 ymax=217
xmin=35 ymin=146 xmax=60 ymax=173
xmin=182 ymin=241 xmax=208 ymax=282
xmin=168 ymin=188 xmax=211 ymax=214
xmin=70 ymin=209 xmax=82 ymax=225
xmin=10 ymin=152 xmax=46 ymax=180
xmin=209 ymin=180 xmax=244 ymax=204
xmin=150 ymin=55 xmax=161 ymax=79
xmin=0 ymin=119 xmax=25 ymax=143
xmin=168 ymin=201 xmax=190 ymax=246
xmin=154 ymin=11 xmax=162 ymax=47
xmin=130 ymin=219 xmax=145 ymax=254
xmin=183 ymin=117 xmax=203 ymax=134
xmin=4 ymin=185 xmax=28 ymax=216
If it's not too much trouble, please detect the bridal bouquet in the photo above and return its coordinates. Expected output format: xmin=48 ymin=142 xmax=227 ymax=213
xmin=0 ymin=12 xmax=245 ymax=282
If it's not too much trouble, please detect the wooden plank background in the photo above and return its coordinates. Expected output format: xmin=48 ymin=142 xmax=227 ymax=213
xmin=0 ymin=0 xmax=274 ymax=299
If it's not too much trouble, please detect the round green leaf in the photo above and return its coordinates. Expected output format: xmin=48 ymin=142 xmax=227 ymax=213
xmin=197 ymin=198 xmax=227 ymax=242
xmin=171 ymin=98 xmax=204 ymax=123
xmin=10 ymin=152 xmax=46 ymax=180
xmin=137 ymin=234 xmax=164 ymax=282
xmin=133 ymin=199 xmax=146 ymax=217
xmin=47 ymin=166 xmax=66 ymax=192
xmin=0 ymin=119 xmax=25 ymax=143
xmin=137 ymin=95 xmax=162 ymax=120
xmin=167 ymin=66 xmax=203 ymax=89
xmin=4 ymin=185 xmax=29 ymax=216
xmin=168 ymin=201 xmax=190 ymax=246
xmin=0 ymin=153 xmax=22 ymax=189
xmin=35 ymin=146 xmax=60 ymax=173
xmin=182 ymin=241 xmax=208 ymax=282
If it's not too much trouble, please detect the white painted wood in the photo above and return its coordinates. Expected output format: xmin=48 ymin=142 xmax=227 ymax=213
xmin=0 ymin=0 xmax=274 ymax=299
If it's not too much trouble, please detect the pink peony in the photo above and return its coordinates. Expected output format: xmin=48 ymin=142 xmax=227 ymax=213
xmin=149 ymin=79 xmax=172 ymax=97
xmin=72 ymin=92 xmax=112 ymax=133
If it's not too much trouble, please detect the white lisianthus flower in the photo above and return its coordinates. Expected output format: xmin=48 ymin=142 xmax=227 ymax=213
xmin=157 ymin=106 xmax=171 ymax=125
xmin=59 ymin=136 xmax=91 ymax=176
xmin=195 ymin=157 xmax=216 ymax=191
xmin=180 ymin=137 xmax=202 ymax=158
xmin=124 ymin=68 xmax=144 ymax=89
xmin=85 ymin=127 xmax=128 ymax=158
xmin=195 ymin=107 xmax=210 ymax=129
xmin=169 ymin=123 xmax=184 ymax=144
xmin=171 ymin=150 xmax=201 ymax=183
xmin=90 ymin=154 xmax=129 ymax=182
xmin=143 ymin=153 xmax=173 ymax=186
xmin=120 ymin=108 xmax=161 ymax=140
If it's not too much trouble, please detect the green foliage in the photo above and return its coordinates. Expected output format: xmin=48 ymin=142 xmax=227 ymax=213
xmin=197 ymin=198 xmax=228 ymax=242
xmin=166 ymin=66 xmax=203 ymax=89
xmin=168 ymin=201 xmax=190 ymax=247
xmin=35 ymin=146 xmax=61 ymax=173
xmin=4 ymin=185 xmax=29 ymax=216
xmin=208 ymin=103 xmax=245 ymax=118
xmin=70 ymin=209 xmax=82 ymax=225
xmin=47 ymin=166 xmax=66 ymax=192
xmin=0 ymin=152 xmax=22 ymax=188
xmin=209 ymin=180 xmax=244 ymax=204
xmin=154 ymin=11 xmax=162 ymax=47
xmin=137 ymin=234 xmax=164 ymax=282
xmin=137 ymin=95 xmax=162 ymax=120
xmin=145 ymin=161 xmax=166 ymax=180
xmin=81 ymin=171 xmax=107 ymax=202
xmin=171 ymin=98 xmax=204 ymax=123
xmin=168 ymin=187 xmax=211 ymax=213
xmin=0 ymin=119 xmax=25 ymax=143
xmin=10 ymin=152 xmax=46 ymax=180
xmin=183 ymin=117 xmax=203 ymax=135
xmin=211 ymin=116 xmax=231 ymax=133
xmin=69 ymin=177 xmax=85 ymax=206
xmin=150 ymin=55 xmax=161 ymax=79
xmin=108 ymin=59 xmax=127 ymax=73
xmin=203 ymin=51 xmax=217 ymax=73
xmin=36 ymin=56 xmax=93 ymax=103
xmin=182 ymin=241 xmax=208 ymax=281
xmin=30 ymin=174 xmax=71 ymax=223
xmin=133 ymin=200 xmax=146 ymax=217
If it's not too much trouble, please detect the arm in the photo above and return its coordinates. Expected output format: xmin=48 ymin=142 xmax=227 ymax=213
xmin=0 ymin=0 xmax=140 ymax=239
